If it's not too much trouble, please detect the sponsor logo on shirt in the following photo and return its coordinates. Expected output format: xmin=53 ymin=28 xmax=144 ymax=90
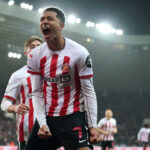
xmin=43 ymin=75 xmax=71 ymax=83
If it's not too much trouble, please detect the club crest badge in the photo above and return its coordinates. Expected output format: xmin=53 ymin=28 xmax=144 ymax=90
xmin=62 ymin=63 xmax=70 ymax=73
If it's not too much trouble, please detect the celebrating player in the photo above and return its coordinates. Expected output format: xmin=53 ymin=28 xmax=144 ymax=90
xmin=137 ymin=124 xmax=150 ymax=150
xmin=1 ymin=36 xmax=42 ymax=150
xmin=97 ymin=109 xmax=117 ymax=150
xmin=25 ymin=7 xmax=100 ymax=150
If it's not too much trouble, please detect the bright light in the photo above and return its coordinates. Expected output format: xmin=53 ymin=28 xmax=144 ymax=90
xmin=8 ymin=52 xmax=13 ymax=58
xmin=86 ymin=38 xmax=91 ymax=43
xmin=67 ymin=15 xmax=76 ymax=24
xmin=96 ymin=23 xmax=115 ymax=34
xmin=115 ymin=29 xmax=124 ymax=35
xmin=17 ymin=54 xmax=22 ymax=59
xmin=76 ymin=18 xmax=81 ymax=24
xmin=86 ymin=21 xmax=95 ymax=28
xmin=38 ymin=8 xmax=44 ymax=14
xmin=20 ymin=3 xmax=33 ymax=10
xmin=8 ymin=52 xmax=22 ymax=59
xmin=8 ymin=0 xmax=14 ymax=6
xmin=28 ymin=5 xmax=33 ymax=11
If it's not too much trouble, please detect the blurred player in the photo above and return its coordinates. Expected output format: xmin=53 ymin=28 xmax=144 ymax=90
xmin=137 ymin=124 xmax=150 ymax=150
xmin=97 ymin=109 xmax=117 ymax=150
xmin=25 ymin=7 xmax=100 ymax=150
xmin=1 ymin=36 xmax=42 ymax=150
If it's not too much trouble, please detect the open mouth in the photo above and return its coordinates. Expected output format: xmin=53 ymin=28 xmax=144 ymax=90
xmin=42 ymin=28 xmax=51 ymax=35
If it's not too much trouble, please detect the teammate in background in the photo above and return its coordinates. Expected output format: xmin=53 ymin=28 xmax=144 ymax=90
xmin=25 ymin=7 xmax=100 ymax=150
xmin=1 ymin=36 xmax=42 ymax=150
xmin=97 ymin=109 xmax=117 ymax=150
xmin=137 ymin=124 xmax=150 ymax=150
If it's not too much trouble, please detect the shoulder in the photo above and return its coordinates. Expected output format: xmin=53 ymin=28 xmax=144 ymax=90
xmin=66 ymin=38 xmax=89 ymax=55
xmin=111 ymin=118 xmax=117 ymax=123
xmin=29 ymin=42 xmax=47 ymax=56
xmin=100 ymin=118 xmax=106 ymax=122
xmin=9 ymin=66 xmax=26 ymax=83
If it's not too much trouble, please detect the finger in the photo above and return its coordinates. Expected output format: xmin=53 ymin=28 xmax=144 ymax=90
xmin=20 ymin=104 xmax=30 ymax=110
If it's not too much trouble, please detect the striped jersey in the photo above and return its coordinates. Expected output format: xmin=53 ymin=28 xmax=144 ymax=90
xmin=27 ymin=37 xmax=93 ymax=117
xmin=4 ymin=66 xmax=35 ymax=142
xmin=137 ymin=127 xmax=150 ymax=142
xmin=98 ymin=117 xmax=117 ymax=141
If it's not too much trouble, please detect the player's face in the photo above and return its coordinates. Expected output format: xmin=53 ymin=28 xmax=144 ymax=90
xmin=40 ymin=11 xmax=64 ymax=42
xmin=105 ymin=110 xmax=113 ymax=119
xmin=25 ymin=40 xmax=42 ymax=56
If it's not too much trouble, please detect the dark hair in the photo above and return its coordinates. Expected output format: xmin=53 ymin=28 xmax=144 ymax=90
xmin=44 ymin=7 xmax=65 ymax=23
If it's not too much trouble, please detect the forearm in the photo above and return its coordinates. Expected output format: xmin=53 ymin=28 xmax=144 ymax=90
xmin=31 ymin=74 xmax=47 ymax=127
xmin=1 ymin=98 xmax=13 ymax=112
xmin=80 ymin=78 xmax=97 ymax=128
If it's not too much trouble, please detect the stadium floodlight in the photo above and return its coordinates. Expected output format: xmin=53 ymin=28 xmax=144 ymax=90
xmin=20 ymin=3 xmax=26 ymax=8
xmin=76 ymin=18 xmax=81 ymax=24
xmin=28 ymin=5 xmax=33 ymax=11
xmin=86 ymin=21 xmax=95 ymax=28
xmin=13 ymin=53 xmax=18 ymax=58
xmin=86 ymin=38 xmax=91 ymax=43
xmin=38 ymin=8 xmax=44 ymax=14
xmin=17 ymin=54 xmax=22 ymax=59
xmin=67 ymin=15 xmax=76 ymax=24
xmin=8 ymin=52 xmax=13 ymax=58
xmin=96 ymin=23 xmax=115 ymax=34
xmin=8 ymin=0 xmax=14 ymax=6
xmin=115 ymin=29 xmax=124 ymax=35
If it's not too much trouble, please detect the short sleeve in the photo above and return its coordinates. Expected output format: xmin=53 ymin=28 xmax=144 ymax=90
xmin=98 ymin=119 xmax=104 ymax=128
xmin=77 ymin=48 xmax=93 ymax=79
xmin=27 ymin=48 xmax=40 ymax=75
xmin=114 ymin=119 xmax=117 ymax=126
xmin=4 ymin=73 xmax=21 ymax=102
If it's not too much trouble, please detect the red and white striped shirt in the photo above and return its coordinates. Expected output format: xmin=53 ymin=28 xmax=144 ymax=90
xmin=98 ymin=117 xmax=117 ymax=141
xmin=137 ymin=127 xmax=150 ymax=142
xmin=3 ymin=66 xmax=35 ymax=142
xmin=27 ymin=38 xmax=93 ymax=117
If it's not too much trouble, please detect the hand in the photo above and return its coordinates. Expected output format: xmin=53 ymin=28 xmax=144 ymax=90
xmin=104 ymin=131 xmax=110 ymax=135
xmin=89 ymin=127 xmax=101 ymax=143
xmin=38 ymin=125 xmax=52 ymax=140
xmin=14 ymin=104 xmax=30 ymax=115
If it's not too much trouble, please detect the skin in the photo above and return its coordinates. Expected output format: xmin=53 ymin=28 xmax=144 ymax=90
xmin=39 ymin=11 xmax=101 ymax=149
xmin=7 ymin=40 xmax=42 ymax=115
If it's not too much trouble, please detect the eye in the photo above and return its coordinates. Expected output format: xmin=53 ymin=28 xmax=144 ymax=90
xmin=47 ymin=16 xmax=54 ymax=21
xmin=40 ymin=17 xmax=45 ymax=22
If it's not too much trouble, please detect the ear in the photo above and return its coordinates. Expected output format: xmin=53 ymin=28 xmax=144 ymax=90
xmin=60 ymin=22 xmax=65 ymax=30
xmin=24 ymin=51 xmax=27 ymax=56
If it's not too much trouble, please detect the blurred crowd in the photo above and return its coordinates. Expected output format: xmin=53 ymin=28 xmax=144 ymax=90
xmin=0 ymin=91 xmax=150 ymax=146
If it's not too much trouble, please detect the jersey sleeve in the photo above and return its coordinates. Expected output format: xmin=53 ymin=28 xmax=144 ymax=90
xmin=98 ymin=119 xmax=104 ymax=128
xmin=77 ymin=48 xmax=93 ymax=79
xmin=4 ymin=73 xmax=21 ymax=103
xmin=114 ymin=119 xmax=117 ymax=127
xmin=27 ymin=47 xmax=41 ymax=75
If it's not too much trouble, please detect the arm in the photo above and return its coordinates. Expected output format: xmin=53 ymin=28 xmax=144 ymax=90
xmin=80 ymin=78 xmax=100 ymax=143
xmin=1 ymin=98 xmax=29 ymax=114
xmin=30 ymin=74 xmax=47 ymax=127
xmin=137 ymin=129 xmax=142 ymax=141
xmin=1 ymin=72 xmax=29 ymax=114
xmin=80 ymin=78 xmax=97 ymax=128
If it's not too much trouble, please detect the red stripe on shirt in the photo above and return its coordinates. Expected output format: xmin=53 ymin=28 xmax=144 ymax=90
xmin=19 ymin=86 xmax=25 ymax=141
xmin=40 ymin=56 xmax=47 ymax=76
xmin=27 ymin=77 xmax=34 ymax=133
xmin=73 ymin=65 xmax=81 ymax=113
xmin=79 ymin=74 xmax=93 ymax=79
xmin=60 ymin=56 xmax=71 ymax=116
xmin=4 ymin=95 xmax=16 ymax=102
xmin=39 ymin=56 xmax=48 ymax=104
xmin=48 ymin=54 xmax=59 ymax=116
xmin=27 ymin=70 xmax=40 ymax=75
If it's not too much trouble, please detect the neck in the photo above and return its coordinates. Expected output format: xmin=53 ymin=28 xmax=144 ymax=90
xmin=47 ymin=34 xmax=65 ymax=51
